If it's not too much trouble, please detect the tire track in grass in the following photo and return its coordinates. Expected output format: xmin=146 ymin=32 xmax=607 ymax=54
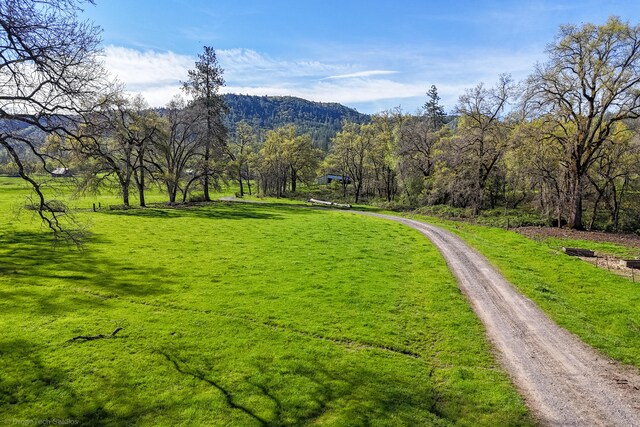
xmin=90 ymin=296 xmax=425 ymax=360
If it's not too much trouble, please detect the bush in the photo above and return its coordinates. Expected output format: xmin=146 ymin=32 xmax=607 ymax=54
xmin=476 ymin=209 xmax=550 ymax=228
xmin=414 ymin=204 xmax=472 ymax=219
xmin=188 ymin=193 xmax=207 ymax=203
xmin=371 ymin=199 xmax=413 ymax=211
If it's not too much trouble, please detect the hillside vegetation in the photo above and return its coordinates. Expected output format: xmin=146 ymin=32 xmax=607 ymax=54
xmin=223 ymin=94 xmax=370 ymax=150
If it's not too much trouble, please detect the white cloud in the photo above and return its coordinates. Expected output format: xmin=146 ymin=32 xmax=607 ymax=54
xmin=323 ymin=70 xmax=399 ymax=80
xmin=103 ymin=45 xmax=193 ymax=87
xmin=101 ymin=44 xmax=545 ymax=113
xmin=102 ymin=46 xmax=191 ymax=106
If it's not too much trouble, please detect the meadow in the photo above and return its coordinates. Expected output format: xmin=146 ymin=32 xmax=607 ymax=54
xmin=0 ymin=178 xmax=532 ymax=426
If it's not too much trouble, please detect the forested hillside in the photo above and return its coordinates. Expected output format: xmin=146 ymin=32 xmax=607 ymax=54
xmin=223 ymin=94 xmax=370 ymax=150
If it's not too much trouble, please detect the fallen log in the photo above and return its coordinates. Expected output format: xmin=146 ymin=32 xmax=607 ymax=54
xmin=308 ymin=198 xmax=352 ymax=209
xmin=562 ymin=247 xmax=595 ymax=257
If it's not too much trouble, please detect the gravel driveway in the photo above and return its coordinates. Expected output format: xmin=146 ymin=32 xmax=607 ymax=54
xmin=361 ymin=212 xmax=640 ymax=426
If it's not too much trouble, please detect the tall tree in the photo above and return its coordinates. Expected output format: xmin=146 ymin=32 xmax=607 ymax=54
xmin=423 ymin=85 xmax=447 ymax=130
xmin=148 ymin=96 xmax=205 ymax=204
xmin=370 ymin=110 xmax=404 ymax=202
xmin=119 ymin=95 xmax=161 ymax=207
xmin=258 ymin=127 xmax=289 ymax=197
xmin=283 ymin=129 xmax=320 ymax=193
xmin=0 ymin=0 xmax=109 ymax=236
xmin=452 ymin=75 xmax=514 ymax=215
xmin=328 ymin=122 xmax=375 ymax=203
xmin=70 ymin=94 xmax=153 ymax=208
xmin=257 ymin=125 xmax=317 ymax=196
xmin=183 ymin=46 xmax=227 ymax=202
xmin=228 ymin=121 xmax=258 ymax=197
xmin=397 ymin=88 xmax=449 ymax=204
xmin=526 ymin=17 xmax=640 ymax=229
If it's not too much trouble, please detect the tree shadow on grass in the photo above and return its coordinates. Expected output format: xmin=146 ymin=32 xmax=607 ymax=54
xmin=155 ymin=349 xmax=447 ymax=426
xmin=0 ymin=339 xmax=165 ymax=427
xmin=0 ymin=230 xmax=173 ymax=315
xmin=98 ymin=201 xmax=320 ymax=222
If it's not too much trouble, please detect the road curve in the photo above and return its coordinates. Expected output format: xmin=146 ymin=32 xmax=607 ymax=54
xmin=359 ymin=212 xmax=640 ymax=426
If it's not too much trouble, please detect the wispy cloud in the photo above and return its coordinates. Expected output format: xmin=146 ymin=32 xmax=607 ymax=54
xmin=225 ymin=78 xmax=423 ymax=104
xmin=218 ymin=48 xmax=342 ymax=80
xmin=101 ymin=44 xmax=544 ymax=113
xmin=323 ymin=70 xmax=399 ymax=80
xmin=103 ymin=46 xmax=193 ymax=86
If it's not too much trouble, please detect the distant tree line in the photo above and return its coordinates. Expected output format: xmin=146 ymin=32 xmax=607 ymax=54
xmin=2 ymin=2 xmax=640 ymax=233
xmin=323 ymin=17 xmax=640 ymax=232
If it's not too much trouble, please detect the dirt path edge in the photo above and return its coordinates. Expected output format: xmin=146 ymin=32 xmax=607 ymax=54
xmin=358 ymin=212 xmax=640 ymax=427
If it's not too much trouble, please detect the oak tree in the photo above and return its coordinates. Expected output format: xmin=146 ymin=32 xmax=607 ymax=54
xmin=0 ymin=0 xmax=109 ymax=236
xmin=526 ymin=17 xmax=640 ymax=229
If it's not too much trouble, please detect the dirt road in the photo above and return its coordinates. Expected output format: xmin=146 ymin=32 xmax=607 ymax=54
xmin=361 ymin=213 xmax=640 ymax=426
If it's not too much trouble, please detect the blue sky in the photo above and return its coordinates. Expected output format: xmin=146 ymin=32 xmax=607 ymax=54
xmin=84 ymin=0 xmax=640 ymax=114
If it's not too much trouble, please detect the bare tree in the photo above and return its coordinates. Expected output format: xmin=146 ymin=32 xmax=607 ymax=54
xmin=148 ymin=96 xmax=205 ymax=204
xmin=69 ymin=94 xmax=158 ymax=208
xmin=397 ymin=88 xmax=449 ymax=204
xmin=452 ymin=75 xmax=514 ymax=215
xmin=0 ymin=0 xmax=109 ymax=238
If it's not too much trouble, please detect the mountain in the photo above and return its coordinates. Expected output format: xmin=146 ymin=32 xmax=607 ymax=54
xmin=223 ymin=94 xmax=370 ymax=150
xmin=1 ymin=96 xmax=370 ymax=154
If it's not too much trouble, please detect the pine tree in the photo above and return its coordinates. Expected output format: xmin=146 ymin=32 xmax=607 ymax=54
xmin=423 ymin=85 xmax=446 ymax=130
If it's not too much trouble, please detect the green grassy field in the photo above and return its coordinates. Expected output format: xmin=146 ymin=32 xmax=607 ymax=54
xmin=0 ymin=178 xmax=532 ymax=426
xmin=413 ymin=216 xmax=640 ymax=367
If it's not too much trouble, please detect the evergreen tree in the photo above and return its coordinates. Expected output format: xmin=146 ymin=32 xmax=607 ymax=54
xmin=423 ymin=85 xmax=446 ymax=130
xmin=183 ymin=46 xmax=227 ymax=201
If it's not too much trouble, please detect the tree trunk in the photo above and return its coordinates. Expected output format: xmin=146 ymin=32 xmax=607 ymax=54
xmin=291 ymin=167 xmax=297 ymax=193
xmin=567 ymin=170 xmax=584 ymax=230
xmin=611 ymin=177 xmax=628 ymax=231
xmin=203 ymin=143 xmax=211 ymax=202
xmin=588 ymin=192 xmax=602 ymax=231
xmin=137 ymin=163 xmax=146 ymax=207
xmin=167 ymin=181 xmax=176 ymax=204
xmin=246 ymin=166 xmax=252 ymax=196
xmin=342 ymin=175 xmax=347 ymax=197
xmin=355 ymin=181 xmax=362 ymax=203
xmin=122 ymin=181 xmax=130 ymax=207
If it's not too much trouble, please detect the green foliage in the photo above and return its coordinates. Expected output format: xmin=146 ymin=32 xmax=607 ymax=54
xmin=474 ymin=209 xmax=551 ymax=228
xmin=0 ymin=177 xmax=532 ymax=426
xmin=415 ymin=204 xmax=473 ymax=219
xmin=257 ymin=125 xmax=321 ymax=196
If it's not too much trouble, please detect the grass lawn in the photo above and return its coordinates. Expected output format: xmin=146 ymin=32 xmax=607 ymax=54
xmin=413 ymin=215 xmax=640 ymax=368
xmin=0 ymin=178 xmax=532 ymax=426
